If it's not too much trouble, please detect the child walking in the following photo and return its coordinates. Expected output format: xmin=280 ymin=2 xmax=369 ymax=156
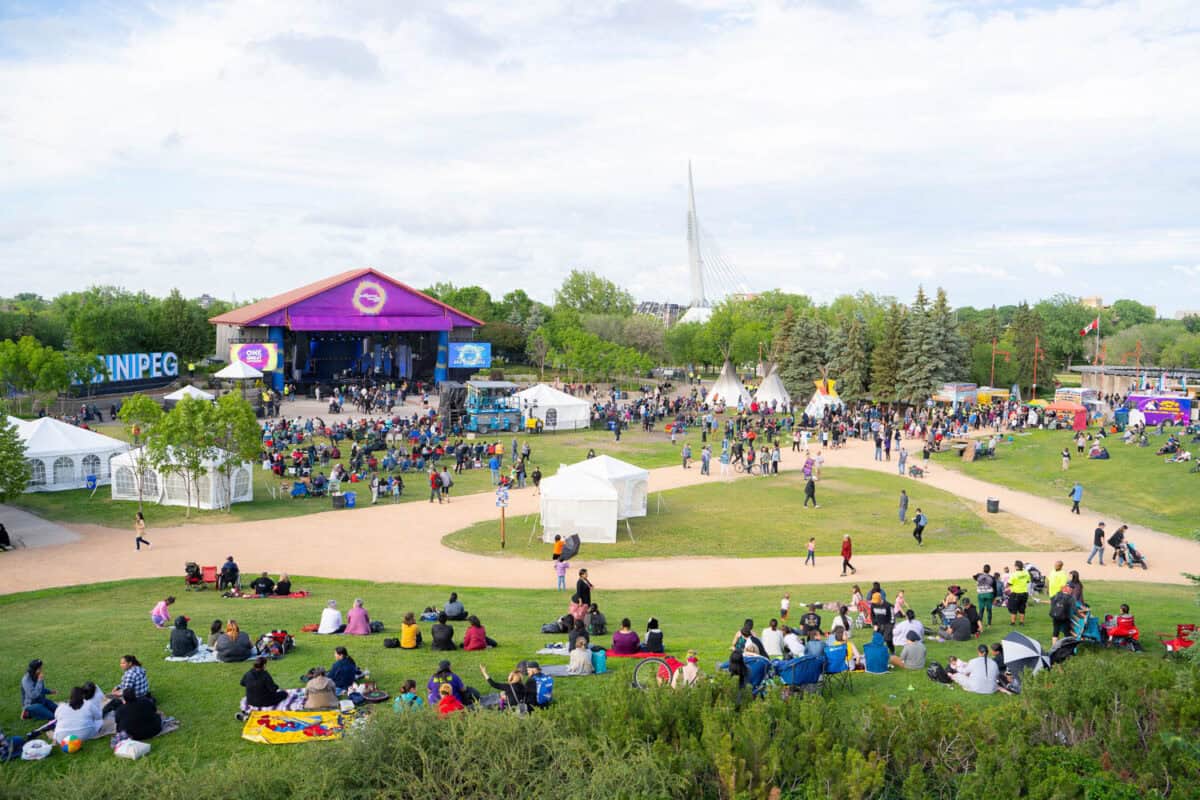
xmin=780 ymin=592 xmax=791 ymax=621
xmin=804 ymin=537 xmax=816 ymax=566
xmin=554 ymin=559 xmax=570 ymax=591
xmin=134 ymin=511 xmax=151 ymax=550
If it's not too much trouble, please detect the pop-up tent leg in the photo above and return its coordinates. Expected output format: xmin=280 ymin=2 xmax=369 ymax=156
xmin=526 ymin=514 xmax=542 ymax=545
xmin=625 ymin=519 xmax=635 ymax=543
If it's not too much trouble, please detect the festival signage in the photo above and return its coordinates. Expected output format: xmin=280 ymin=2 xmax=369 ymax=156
xmin=80 ymin=352 xmax=179 ymax=384
xmin=449 ymin=342 xmax=492 ymax=369
xmin=1128 ymin=394 xmax=1191 ymax=425
xmin=230 ymin=342 xmax=281 ymax=372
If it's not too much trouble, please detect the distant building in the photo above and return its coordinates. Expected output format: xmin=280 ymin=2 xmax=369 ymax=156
xmin=1175 ymin=309 xmax=1200 ymax=320
xmin=635 ymin=301 xmax=687 ymax=326
xmin=1081 ymin=296 xmax=1104 ymax=309
xmin=196 ymin=293 xmax=218 ymax=310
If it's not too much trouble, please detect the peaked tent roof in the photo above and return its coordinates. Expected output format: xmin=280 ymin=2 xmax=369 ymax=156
xmin=539 ymin=470 xmax=620 ymax=501
xmin=559 ymin=454 xmax=649 ymax=481
xmin=16 ymin=417 xmax=128 ymax=457
xmin=214 ymin=360 xmax=263 ymax=380
xmin=163 ymin=385 xmax=215 ymax=401
xmin=513 ymin=383 xmax=589 ymax=408
xmin=208 ymin=268 xmax=484 ymax=331
xmin=754 ymin=365 xmax=792 ymax=408
xmin=705 ymin=359 xmax=753 ymax=407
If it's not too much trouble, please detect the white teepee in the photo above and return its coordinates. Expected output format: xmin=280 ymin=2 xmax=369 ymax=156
xmin=705 ymin=360 xmax=752 ymax=407
xmin=754 ymin=365 xmax=791 ymax=412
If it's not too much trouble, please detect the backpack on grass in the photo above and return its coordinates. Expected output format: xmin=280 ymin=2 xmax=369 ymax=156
xmin=926 ymin=661 xmax=952 ymax=684
xmin=532 ymin=674 xmax=554 ymax=706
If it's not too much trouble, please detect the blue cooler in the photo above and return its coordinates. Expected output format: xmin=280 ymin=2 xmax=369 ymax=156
xmin=591 ymin=648 xmax=607 ymax=674
xmin=344 ymin=491 xmax=356 ymax=509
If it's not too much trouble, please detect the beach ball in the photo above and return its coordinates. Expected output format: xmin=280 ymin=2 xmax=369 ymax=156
xmin=59 ymin=735 xmax=82 ymax=754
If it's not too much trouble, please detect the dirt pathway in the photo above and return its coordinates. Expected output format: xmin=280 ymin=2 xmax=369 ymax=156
xmin=0 ymin=436 xmax=1194 ymax=594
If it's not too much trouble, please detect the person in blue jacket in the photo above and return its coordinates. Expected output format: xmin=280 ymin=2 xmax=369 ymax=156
xmin=863 ymin=631 xmax=890 ymax=674
xmin=328 ymin=646 xmax=360 ymax=692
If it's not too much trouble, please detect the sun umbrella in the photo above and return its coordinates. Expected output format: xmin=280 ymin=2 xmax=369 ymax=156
xmin=559 ymin=534 xmax=581 ymax=561
xmin=1002 ymin=631 xmax=1050 ymax=678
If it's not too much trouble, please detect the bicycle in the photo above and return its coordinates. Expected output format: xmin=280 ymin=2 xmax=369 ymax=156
xmin=631 ymin=657 xmax=675 ymax=689
xmin=733 ymin=461 xmax=760 ymax=475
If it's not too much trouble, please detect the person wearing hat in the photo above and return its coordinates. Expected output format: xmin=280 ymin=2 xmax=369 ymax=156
xmin=671 ymin=651 xmax=703 ymax=688
xmin=169 ymin=616 xmax=199 ymax=658
xmin=427 ymin=660 xmax=476 ymax=707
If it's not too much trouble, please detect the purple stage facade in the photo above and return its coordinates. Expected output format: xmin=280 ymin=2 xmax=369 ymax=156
xmin=209 ymin=269 xmax=482 ymax=392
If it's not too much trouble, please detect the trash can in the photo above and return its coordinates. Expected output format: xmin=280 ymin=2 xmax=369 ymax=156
xmin=986 ymin=497 xmax=999 ymax=514
xmin=332 ymin=493 xmax=346 ymax=509
xmin=344 ymin=491 xmax=357 ymax=509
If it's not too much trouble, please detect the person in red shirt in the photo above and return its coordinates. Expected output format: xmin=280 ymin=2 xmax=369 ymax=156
xmin=428 ymin=468 xmax=442 ymax=504
xmin=437 ymin=682 xmax=464 ymax=715
xmin=841 ymin=534 xmax=856 ymax=576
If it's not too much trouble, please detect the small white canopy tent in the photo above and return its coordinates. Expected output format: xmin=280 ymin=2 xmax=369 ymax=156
xmin=10 ymin=416 xmax=129 ymax=492
xmin=558 ymin=455 xmax=649 ymax=519
xmin=163 ymin=385 xmax=214 ymax=402
xmin=705 ymin=360 xmax=753 ymax=407
xmin=754 ymin=365 xmax=792 ymax=412
xmin=110 ymin=446 xmax=254 ymax=510
xmin=513 ymin=384 xmax=590 ymax=431
xmin=539 ymin=471 xmax=619 ymax=544
xmin=213 ymin=361 xmax=263 ymax=380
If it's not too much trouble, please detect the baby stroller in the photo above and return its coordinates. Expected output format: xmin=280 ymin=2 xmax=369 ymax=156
xmin=908 ymin=465 xmax=926 ymax=478
xmin=184 ymin=562 xmax=204 ymax=591
xmin=930 ymin=586 xmax=965 ymax=627
xmin=1124 ymin=542 xmax=1148 ymax=570
xmin=1026 ymin=564 xmax=1047 ymax=595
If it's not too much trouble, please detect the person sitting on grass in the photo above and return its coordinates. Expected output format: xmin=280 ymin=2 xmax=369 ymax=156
xmin=20 ymin=659 xmax=57 ymax=720
xmin=611 ymin=618 xmax=640 ymax=655
xmin=114 ymin=687 xmax=162 ymax=741
xmin=150 ymin=596 xmax=175 ymax=628
xmin=782 ymin=625 xmax=806 ymax=658
xmin=328 ymin=646 xmax=360 ymax=692
xmin=344 ymin=598 xmax=372 ymax=635
xmin=436 ymin=682 xmax=464 ymax=715
xmin=274 ymin=573 xmax=292 ymax=596
xmin=889 ymin=630 xmax=927 ymax=670
xmin=641 ymin=618 xmax=665 ymax=653
xmin=586 ymin=603 xmax=607 ymax=636
xmin=568 ymin=619 xmax=590 ymax=654
xmin=169 ymin=616 xmax=199 ymax=658
xmin=53 ymin=685 xmax=104 ymax=742
xmin=428 ymin=660 xmax=477 ymax=707
xmin=948 ymin=645 xmax=1000 ymax=695
xmin=215 ymin=621 xmax=253 ymax=663
xmin=317 ymin=600 xmax=344 ymax=634
xmin=249 ymin=572 xmax=275 ymax=596
xmin=241 ymin=656 xmax=287 ymax=709
xmin=863 ymin=631 xmax=890 ymax=674
xmin=671 ymin=651 xmax=703 ymax=688
xmin=568 ymin=638 xmax=595 ymax=675
xmin=304 ymin=667 xmax=337 ymax=710
xmin=431 ymin=613 xmax=457 ymax=651
xmin=392 ymin=679 xmax=425 ymax=711
xmin=443 ymin=592 xmax=468 ymax=621
xmin=462 ymin=616 xmax=494 ymax=651
xmin=731 ymin=619 xmax=767 ymax=654
xmin=479 ymin=664 xmax=530 ymax=708
xmin=760 ymin=618 xmax=785 ymax=658
xmin=400 ymin=612 xmax=422 ymax=649
xmin=940 ymin=608 xmax=973 ymax=642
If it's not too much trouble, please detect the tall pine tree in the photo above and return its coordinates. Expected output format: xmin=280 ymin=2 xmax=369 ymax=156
xmin=778 ymin=313 xmax=830 ymax=398
xmin=870 ymin=301 xmax=905 ymax=402
xmin=830 ymin=315 xmax=870 ymax=402
xmin=896 ymin=287 xmax=944 ymax=404
xmin=930 ymin=287 xmax=969 ymax=383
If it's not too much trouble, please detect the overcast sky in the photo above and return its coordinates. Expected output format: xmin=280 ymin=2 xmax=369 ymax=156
xmin=1 ymin=0 xmax=1199 ymax=314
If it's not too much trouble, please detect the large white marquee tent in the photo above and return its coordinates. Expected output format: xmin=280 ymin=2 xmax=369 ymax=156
xmin=705 ymin=360 xmax=753 ymax=408
xmin=513 ymin=384 xmax=590 ymax=431
xmin=9 ymin=416 xmax=129 ymax=492
xmin=558 ymin=455 xmax=649 ymax=520
xmin=110 ymin=446 xmax=254 ymax=510
xmin=538 ymin=471 xmax=619 ymax=544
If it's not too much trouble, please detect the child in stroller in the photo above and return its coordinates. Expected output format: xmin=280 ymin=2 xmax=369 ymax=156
xmin=185 ymin=562 xmax=204 ymax=590
xmin=1123 ymin=542 xmax=1148 ymax=570
xmin=930 ymin=585 xmax=966 ymax=627
xmin=908 ymin=464 xmax=926 ymax=478
xmin=1025 ymin=564 xmax=1047 ymax=595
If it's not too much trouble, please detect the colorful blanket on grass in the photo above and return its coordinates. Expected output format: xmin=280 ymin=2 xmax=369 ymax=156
xmin=164 ymin=644 xmax=255 ymax=663
xmin=240 ymin=689 xmax=307 ymax=713
xmin=241 ymin=710 xmax=347 ymax=744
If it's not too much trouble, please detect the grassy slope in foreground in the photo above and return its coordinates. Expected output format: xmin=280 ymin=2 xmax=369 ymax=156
xmin=0 ymin=576 xmax=1189 ymax=790
xmin=933 ymin=428 xmax=1199 ymax=539
xmin=443 ymin=466 xmax=1070 ymax=559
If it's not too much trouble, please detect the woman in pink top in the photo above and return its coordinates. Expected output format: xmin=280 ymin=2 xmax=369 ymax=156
xmin=343 ymin=598 xmax=372 ymax=635
xmin=611 ymin=617 xmax=640 ymax=655
xmin=150 ymin=596 xmax=174 ymax=628
xmin=462 ymin=616 xmax=488 ymax=651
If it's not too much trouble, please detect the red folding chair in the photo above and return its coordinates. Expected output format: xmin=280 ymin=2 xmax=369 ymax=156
xmin=201 ymin=565 xmax=218 ymax=589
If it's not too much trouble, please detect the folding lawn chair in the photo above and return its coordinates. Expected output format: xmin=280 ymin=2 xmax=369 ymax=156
xmin=822 ymin=643 xmax=853 ymax=695
xmin=772 ymin=655 xmax=823 ymax=698
xmin=201 ymin=565 xmax=219 ymax=590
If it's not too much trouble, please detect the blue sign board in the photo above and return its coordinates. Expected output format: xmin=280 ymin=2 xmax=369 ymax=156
xmin=78 ymin=352 xmax=179 ymax=384
xmin=448 ymin=342 xmax=492 ymax=369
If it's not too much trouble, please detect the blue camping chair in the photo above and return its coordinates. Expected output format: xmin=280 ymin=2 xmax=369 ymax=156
xmin=1073 ymin=610 xmax=1102 ymax=644
xmin=290 ymin=481 xmax=309 ymax=499
xmin=823 ymin=643 xmax=853 ymax=694
xmin=743 ymin=655 xmax=772 ymax=698
xmin=772 ymin=655 xmax=824 ymax=696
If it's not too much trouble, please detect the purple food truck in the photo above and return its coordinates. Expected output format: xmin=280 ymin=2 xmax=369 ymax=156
xmin=1127 ymin=394 xmax=1192 ymax=426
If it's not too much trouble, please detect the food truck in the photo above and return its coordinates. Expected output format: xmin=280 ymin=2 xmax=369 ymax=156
xmin=1126 ymin=394 xmax=1192 ymax=426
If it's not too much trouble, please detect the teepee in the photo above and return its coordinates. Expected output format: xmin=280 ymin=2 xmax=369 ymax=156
xmin=803 ymin=375 xmax=844 ymax=419
xmin=705 ymin=359 xmax=752 ymax=407
xmin=754 ymin=364 xmax=791 ymax=412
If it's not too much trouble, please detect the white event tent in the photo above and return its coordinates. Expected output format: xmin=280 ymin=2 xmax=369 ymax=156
xmin=513 ymin=384 xmax=590 ymax=431
xmin=558 ymin=455 xmax=649 ymax=519
xmin=705 ymin=360 xmax=753 ymax=408
xmin=10 ymin=416 xmax=129 ymax=492
xmin=163 ymin=385 xmax=214 ymax=402
xmin=538 ymin=471 xmax=619 ymax=544
xmin=110 ymin=446 xmax=254 ymax=510
xmin=754 ymin=365 xmax=792 ymax=412
xmin=213 ymin=361 xmax=263 ymax=380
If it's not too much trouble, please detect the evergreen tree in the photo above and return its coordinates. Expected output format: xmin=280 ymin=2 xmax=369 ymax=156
xmin=870 ymin=301 xmax=905 ymax=402
xmin=930 ymin=287 xmax=969 ymax=383
xmin=896 ymin=287 xmax=943 ymax=404
xmin=830 ymin=315 xmax=870 ymax=402
xmin=778 ymin=313 xmax=830 ymax=398
xmin=0 ymin=417 xmax=30 ymax=503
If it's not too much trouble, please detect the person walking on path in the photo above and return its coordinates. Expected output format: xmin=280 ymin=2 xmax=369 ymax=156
xmin=911 ymin=508 xmax=927 ymax=546
xmin=1069 ymin=482 xmax=1083 ymax=514
xmin=792 ymin=429 xmax=801 ymax=452
xmin=700 ymin=445 xmax=711 ymax=476
xmin=134 ymin=511 xmax=151 ymax=550
xmin=804 ymin=537 xmax=816 ymax=567
xmin=531 ymin=466 xmax=542 ymax=495
xmin=873 ymin=433 xmax=883 ymax=461
xmin=1061 ymin=447 xmax=1071 ymax=471
xmin=804 ymin=476 xmax=819 ymax=508
xmin=813 ymin=451 xmax=824 ymax=480
xmin=840 ymin=535 xmax=856 ymax=576
xmin=428 ymin=468 xmax=443 ymax=504
xmin=718 ymin=448 xmax=731 ymax=477
xmin=897 ymin=446 xmax=907 ymax=476
xmin=898 ymin=490 xmax=909 ymax=523
xmin=681 ymin=443 xmax=692 ymax=469
xmin=1086 ymin=522 xmax=1107 ymax=565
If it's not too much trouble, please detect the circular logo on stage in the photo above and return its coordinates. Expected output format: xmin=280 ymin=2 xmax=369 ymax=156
xmin=352 ymin=280 xmax=387 ymax=315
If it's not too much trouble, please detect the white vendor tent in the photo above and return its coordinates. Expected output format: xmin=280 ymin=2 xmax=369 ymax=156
xmin=706 ymin=360 xmax=753 ymax=408
xmin=754 ymin=365 xmax=792 ymax=412
xmin=110 ymin=446 xmax=254 ymax=510
xmin=163 ymin=385 xmax=214 ymax=402
xmin=539 ymin=471 xmax=619 ymax=544
xmin=558 ymin=455 xmax=649 ymax=519
xmin=10 ymin=416 xmax=129 ymax=492
xmin=213 ymin=361 xmax=263 ymax=380
xmin=514 ymin=384 xmax=590 ymax=431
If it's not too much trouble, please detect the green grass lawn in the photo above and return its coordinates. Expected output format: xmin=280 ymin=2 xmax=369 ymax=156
xmin=0 ymin=576 xmax=1191 ymax=793
xmin=934 ymin=429 xmax=1200 ymax=538
xmin=444 ymin=466 xmax=1067 ymax=559
xmin=9 ymin=426 xmax=694 ymax=529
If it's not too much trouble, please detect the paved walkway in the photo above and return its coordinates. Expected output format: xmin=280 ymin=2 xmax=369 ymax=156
xmin=0 ymin=505 xmax=81 ymax=549
xmin=0 ymin=436 xmax=1195 ymax=594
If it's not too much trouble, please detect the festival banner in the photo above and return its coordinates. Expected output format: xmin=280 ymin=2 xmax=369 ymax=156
xmin=230 ymin=342 xmax=281 ymax=372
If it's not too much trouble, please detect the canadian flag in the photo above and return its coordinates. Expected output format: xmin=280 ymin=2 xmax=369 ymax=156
xmin=1078 ymin=317 xmax=1099 ymax=336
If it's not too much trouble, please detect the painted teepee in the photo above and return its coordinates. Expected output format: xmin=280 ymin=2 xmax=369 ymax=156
xmin=754 ymin=364 xmax=792 ymax=412
xmin=706 ymin=359 xmax=753 ymax=407
xmin=803 ymin=367 xmax=844 ymax=419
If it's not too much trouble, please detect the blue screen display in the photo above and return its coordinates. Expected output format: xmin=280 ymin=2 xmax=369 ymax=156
xmin=448 ymin=342 xmax=492 ymax=368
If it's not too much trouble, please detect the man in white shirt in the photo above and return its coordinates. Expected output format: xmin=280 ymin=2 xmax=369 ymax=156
xmin=760 ymin=620 xmax=785 ymax=658
xmin=781 ymin=626 xmax=806 ymax=658
xmin=950 ymin=645 xmax=999 ymax=695
xmin=893 ymin=609 xmax=923 ymax=646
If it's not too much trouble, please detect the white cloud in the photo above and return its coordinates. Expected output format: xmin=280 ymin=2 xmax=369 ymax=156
xmin=0 ymin=1 xmax=1198 ymax=314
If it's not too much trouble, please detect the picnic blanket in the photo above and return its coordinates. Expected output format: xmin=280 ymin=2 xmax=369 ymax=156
xmin=231 ymin=591 xmax=311 ymax=600
xmin=539 ymin=664 xmax=602 ymax=678
xmin=110 ymin=716 xmax=180 ymax=751
xmin=240 ymin=689 xmax=307 ymax=713
xmin=164 ymin=644 xmax=255 ymax=663
xmin=536 ymin=643 xmax=568 ymax=655
xmin=241 ymin=710 xmax=348 ymax=744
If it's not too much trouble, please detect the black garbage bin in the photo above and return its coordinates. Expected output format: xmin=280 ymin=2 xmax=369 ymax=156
xmin=332 ymin=493 xmax=346 ymax=510
xmin=986 ymin=497 xmax=999 ymax=514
